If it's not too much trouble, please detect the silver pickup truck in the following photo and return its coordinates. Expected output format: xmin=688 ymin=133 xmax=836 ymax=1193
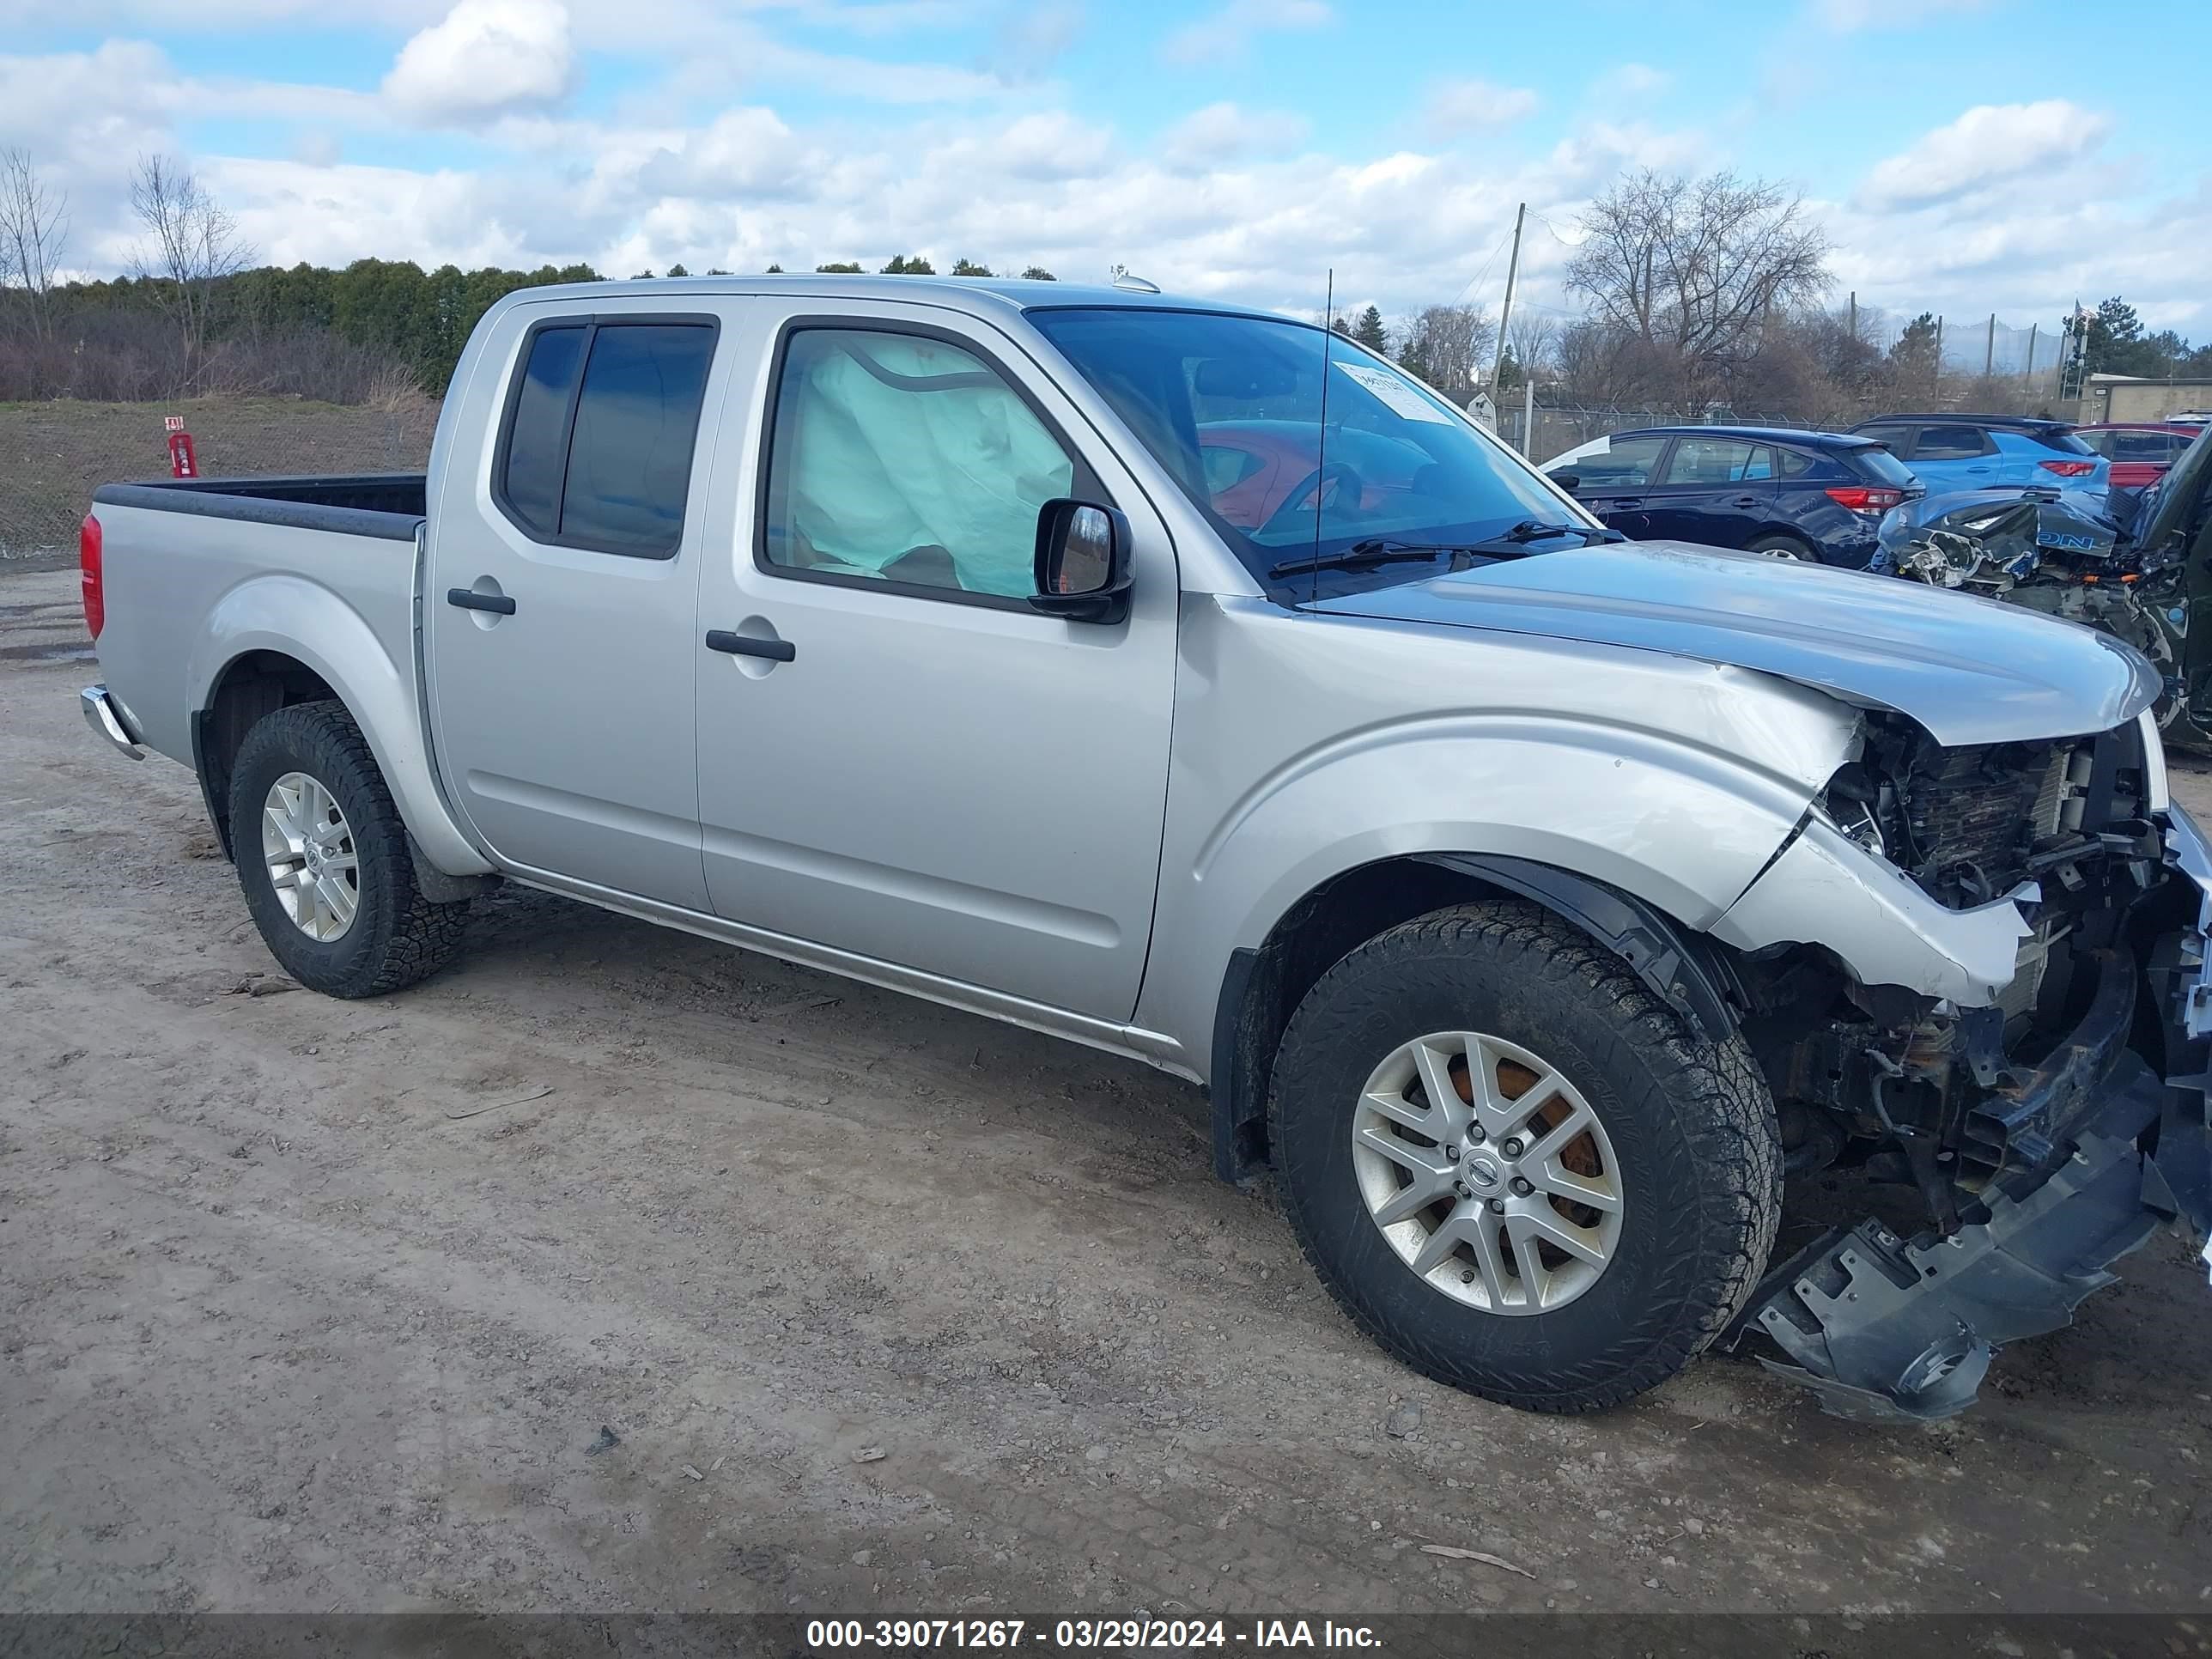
xmin=77 ymin=275 xmax=2212 ymax=1420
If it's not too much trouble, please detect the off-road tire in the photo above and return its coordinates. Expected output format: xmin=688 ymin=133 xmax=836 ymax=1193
xmin=228 ymin=700 xmax=471 ymax=998
xmin=1268 ymin=900 xmax=1782 ymax=1413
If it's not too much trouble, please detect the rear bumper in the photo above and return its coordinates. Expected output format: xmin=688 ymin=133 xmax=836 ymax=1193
xmin=80 ymin=684 xmax=143 ymax=761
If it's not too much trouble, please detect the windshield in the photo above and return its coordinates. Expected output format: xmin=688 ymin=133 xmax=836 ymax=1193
xmin=1027 ymin=307 xmax=1583 ymax=598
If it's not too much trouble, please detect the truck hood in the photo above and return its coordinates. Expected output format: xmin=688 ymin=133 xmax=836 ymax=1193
xmin=1309 ymin=539 xmax=2160 ymax=746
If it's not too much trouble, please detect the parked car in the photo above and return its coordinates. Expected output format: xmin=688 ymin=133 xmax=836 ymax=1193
xmin=76 ymin=276 xmax=2211 ymax=1423
xmin=2075 ymin=422 xmax=2202 ymax=490
xmin=1848 ymin=413 xmax=2110 ymax=495
xmin=1539 ymin=425 xmax=1921 ymax=565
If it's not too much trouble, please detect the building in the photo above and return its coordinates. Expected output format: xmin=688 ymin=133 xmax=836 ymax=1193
xmin=2081 ymin=374 xmax=2212 ymax=424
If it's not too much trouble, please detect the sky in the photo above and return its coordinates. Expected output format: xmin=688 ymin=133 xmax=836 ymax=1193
xmin=3 ymin=0 xmax=2209 ymax=343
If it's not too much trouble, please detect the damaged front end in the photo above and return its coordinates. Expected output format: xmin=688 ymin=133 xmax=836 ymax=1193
xmin=1711 ymin=708 xmax=2212 ymax=1420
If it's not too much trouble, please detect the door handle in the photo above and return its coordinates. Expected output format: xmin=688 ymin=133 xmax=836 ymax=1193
xmin=1729 ymin=495 xmax=1760 ymax=507
xmin=706 ymin=629 xmax=795 ymax=663
xmin=1610 ymin=496 xmax=1644 ymax=509
xmin=447 ymin=587 xmax=516 ymax=616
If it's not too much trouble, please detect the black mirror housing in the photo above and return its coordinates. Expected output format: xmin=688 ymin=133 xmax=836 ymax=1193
xmin=1551 ymin=470 xmax=1582 ymax=492
xmin=1030 ymin=499 xmax=1133 ymax=624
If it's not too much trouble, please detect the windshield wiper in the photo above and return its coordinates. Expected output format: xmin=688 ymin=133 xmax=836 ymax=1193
xmin=1267 ymin=520 xmax=1623 ymax=580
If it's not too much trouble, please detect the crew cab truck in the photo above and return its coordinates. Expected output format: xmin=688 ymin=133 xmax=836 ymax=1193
xmin=78 ymin=276 xmax=2212 ymax=1420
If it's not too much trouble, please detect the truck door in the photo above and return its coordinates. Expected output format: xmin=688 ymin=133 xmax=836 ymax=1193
xmin=690 ymin=303 xmax=1177 ymax=1022
xmin=423 ymin=302 xmax=727 ymax=909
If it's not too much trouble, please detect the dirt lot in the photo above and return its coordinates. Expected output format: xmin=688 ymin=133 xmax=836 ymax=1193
xmin=3 ymin=562 xmax=2209 ymax=1623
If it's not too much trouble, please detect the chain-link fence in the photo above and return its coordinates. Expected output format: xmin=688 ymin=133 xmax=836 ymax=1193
xmin=0 ymin=395 xmax=439 ymax=566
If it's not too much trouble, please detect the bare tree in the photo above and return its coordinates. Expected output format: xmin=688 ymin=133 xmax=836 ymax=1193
xmin=129 ymin=154 xmax=254 ymax=387
xmin=1505 ymin=310 xmax=1556 ymax=380
xmin=1565 ymin=168 xmax=1829 ymax=408
xmin=0 ymin=147 xmax=69 ymax=342
xmin=1392 ymin=302 xmax=1495 ymax=403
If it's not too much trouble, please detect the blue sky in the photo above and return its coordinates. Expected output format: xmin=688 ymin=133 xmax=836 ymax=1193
xmin=4 ymin=0 xmax=2209 ymax=342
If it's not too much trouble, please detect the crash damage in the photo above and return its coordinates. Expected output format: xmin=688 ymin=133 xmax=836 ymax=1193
xmin=1707 ymin=707 xmax=2212 ymax=1419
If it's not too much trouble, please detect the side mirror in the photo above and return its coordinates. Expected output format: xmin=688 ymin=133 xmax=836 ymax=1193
xmin=1030 ymin=499 xmax=1133 ymax=624
xmin=1550 ymin=471 xmax=1582 ymax=493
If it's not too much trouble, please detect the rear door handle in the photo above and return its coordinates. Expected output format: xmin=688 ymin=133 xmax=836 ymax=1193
xmin=447 ymin=588 xmax=516 ymax=615
xmin=706 ymin=629 xmax=796 ymax=663
xmin=1609 ymin=496 xmax=1644 ymax=509
xmin=1729 ymin=495 xmax=1760 ymax=507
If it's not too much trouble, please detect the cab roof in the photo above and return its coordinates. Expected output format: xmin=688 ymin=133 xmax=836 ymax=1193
xmin=496 ymin=272 xmax=1293 ymax=325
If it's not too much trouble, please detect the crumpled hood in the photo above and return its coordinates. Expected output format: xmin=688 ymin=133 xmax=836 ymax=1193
xmin=1310 ymin=539 xmax=2160 ymax=746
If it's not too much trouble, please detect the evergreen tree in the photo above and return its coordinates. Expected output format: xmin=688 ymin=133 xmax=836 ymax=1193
xmin=951 ymin=258 xmax=993 ymax=276
xmin=815 ymin=261 xmax=863 ymax=273
xmin=1020 ymin=265 xmax=1056 ymax=281
xmin=880 ymin=254 xmax=935 ymax=275
xmin=1352 ymin=304 xmax=1388 ymax=352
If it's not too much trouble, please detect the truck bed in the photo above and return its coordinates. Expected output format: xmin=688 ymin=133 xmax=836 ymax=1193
xmin=89 ymin=474 xmax=426 ymax=543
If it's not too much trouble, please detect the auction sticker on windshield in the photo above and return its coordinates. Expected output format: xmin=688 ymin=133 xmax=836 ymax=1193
xmin=1334 ymin=361 xmax=1452 ymax=422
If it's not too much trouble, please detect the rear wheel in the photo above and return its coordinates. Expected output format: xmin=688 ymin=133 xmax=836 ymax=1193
xmin=228 ymin=700 xmax=471 ymax=998
xmin=1747 ymin=533 xmax=1816 ymax=561
xmin=1268 ymin=902 xmax=1782 ymax=1413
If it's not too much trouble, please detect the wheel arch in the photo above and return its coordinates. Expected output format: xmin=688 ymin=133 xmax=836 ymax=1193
xmin=188 ymin=575 xmax=492 ymax=878
xmin=1205 ymin=853 xmax=1741 ymax=1185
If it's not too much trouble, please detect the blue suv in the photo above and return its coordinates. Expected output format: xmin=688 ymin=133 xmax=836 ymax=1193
xmin=1540 ymin=425 xmax=1923 ymax=565
xmin=1846 ymin=413 xmax=2110 ymax=496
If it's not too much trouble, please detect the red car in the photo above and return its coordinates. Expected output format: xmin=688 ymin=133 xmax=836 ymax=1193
xmin=2075 ymin=422 xmax=2202 ymax=490
xmin=1197 ymin=420 xmax=1429 ymax=529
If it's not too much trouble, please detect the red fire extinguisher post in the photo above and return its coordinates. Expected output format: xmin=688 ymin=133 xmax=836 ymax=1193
xmin=164 ymin=415 xmax=198 ymax=479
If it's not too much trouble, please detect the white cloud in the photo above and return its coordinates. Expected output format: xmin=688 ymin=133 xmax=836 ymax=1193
xmin=1161 ymin=0 xmax=1330 ymax=67
xmin=1856 ymin=100 xmax=2110 ymax=210
xmin=1592 ymin=63 xmax=1668 ymax=98
xmin=1161 ymin=103 xmax=1308 ymax=170
xmin=1811 ymin=0 xmax=1988 ymax=29
xmin=383 ymin=0 xmax=576 ymax=126
xmin=1420 ymin=77 xmax=1541 ymax=138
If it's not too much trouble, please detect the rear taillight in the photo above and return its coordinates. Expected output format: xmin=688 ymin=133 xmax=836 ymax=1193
xmin=79 ymin=513 xmax=104 ymax=639
xmin=1826 ymin=486 xmax=1905 ymax=512
xmin=2039 ymin=460 xmax=2096 ymax=477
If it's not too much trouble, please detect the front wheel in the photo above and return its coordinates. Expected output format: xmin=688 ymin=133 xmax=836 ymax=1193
xmin=1268 ymin=902 xmax=1781 ymax=1413
xmin=228 ymin=700 xmax=471 ymax=998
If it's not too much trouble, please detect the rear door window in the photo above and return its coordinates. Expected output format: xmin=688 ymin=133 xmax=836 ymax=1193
xmin=1658 ymin=438 xmax=1769 ymax=484
xmin=1777 ymin=447 xmax=1818 ymax=478
xmin=1856 ymin=423 xmax=1916 ymax=458
xmin=495 ymin=316 xmax=718 ymax=559
xmin=2112 ymin=431 xmax=2179 ymax=464
xmin=1913 ymin=425 xmax=1993 ymax=461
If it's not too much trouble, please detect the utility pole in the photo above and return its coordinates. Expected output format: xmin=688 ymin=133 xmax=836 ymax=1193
xmin=1984 ymin=313 xmax=1996 ymax=379
xmin=1936 ymin=315 xmax=1945 ymax=374
xmin=1488 ymin=201 xmax=1526 ymax=397
xmin=1522 ymin=378 xmax=1535 ymax=455
xmin=1847 ymin=291 xmax=1856 ymax=342
xmin=2024 ymin=323 xmax=2037 ymax=386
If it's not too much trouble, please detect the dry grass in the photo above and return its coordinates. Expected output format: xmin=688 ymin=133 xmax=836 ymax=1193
xmin=0 ymin=396 xmax=440 ymax=564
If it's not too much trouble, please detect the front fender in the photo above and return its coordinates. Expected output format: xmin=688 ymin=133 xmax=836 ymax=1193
xmin=191 ymin=573 xmax=491 ymax=878
xmin=1137 ymin=713 xmax=1853 ymax=1071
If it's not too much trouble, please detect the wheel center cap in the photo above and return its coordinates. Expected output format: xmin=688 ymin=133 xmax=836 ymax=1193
xmin=1464 ymin=1154 xmax=1502 ymax=1190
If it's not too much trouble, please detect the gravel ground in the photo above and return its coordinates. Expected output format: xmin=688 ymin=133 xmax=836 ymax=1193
xmin=3 ymin=564 xmax=2209 ymax=1620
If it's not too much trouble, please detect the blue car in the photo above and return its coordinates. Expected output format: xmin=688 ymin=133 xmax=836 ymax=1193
xmin=1846 ymin=413 xmax=2111 ymax=497
xmin=1540 ymin=425 xmax=1923 ymax=565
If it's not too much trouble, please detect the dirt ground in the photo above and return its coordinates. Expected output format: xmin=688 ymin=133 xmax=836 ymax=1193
xmin=3 ymin=562 xmax=2209 ymax=1622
